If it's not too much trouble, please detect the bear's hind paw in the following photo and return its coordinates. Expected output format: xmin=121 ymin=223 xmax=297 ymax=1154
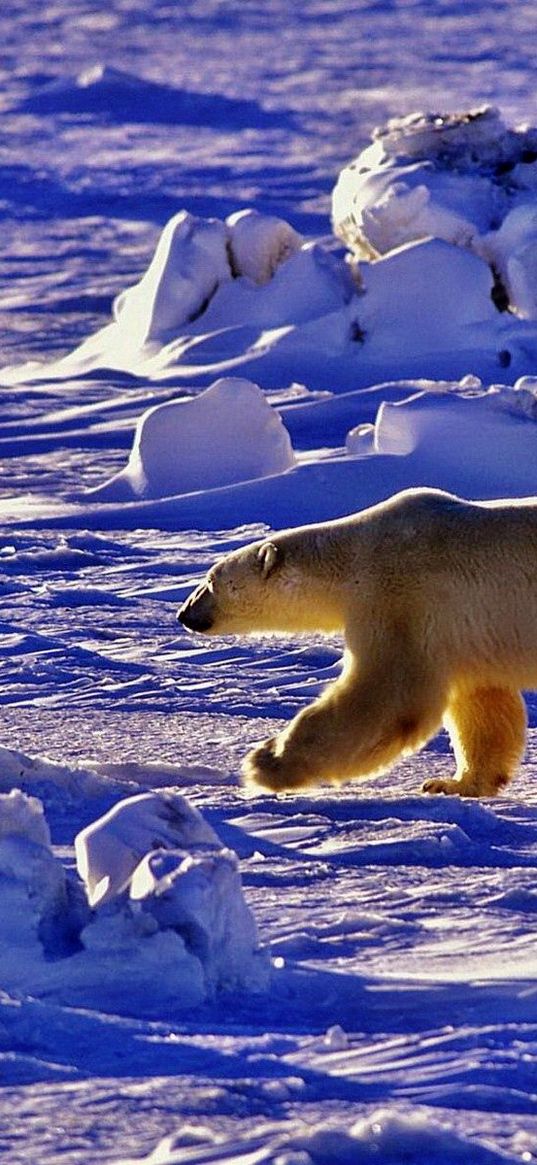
xmin=422 ymin=776 xmax=462 ymax=796
xmin=422 ymin=773 xmax=509 ymax=797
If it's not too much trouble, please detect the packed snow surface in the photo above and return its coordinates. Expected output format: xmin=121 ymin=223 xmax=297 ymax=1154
xmin=3 ymin=2 xmax=537 ymax=1163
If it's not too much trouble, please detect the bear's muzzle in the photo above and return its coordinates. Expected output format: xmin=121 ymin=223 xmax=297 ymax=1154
xmin=177 ymin=583 xmax=215 ymax=633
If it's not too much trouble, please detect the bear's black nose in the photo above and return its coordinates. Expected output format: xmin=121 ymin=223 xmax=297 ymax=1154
xmin=177 ymin=601 xmax=213 ymax=633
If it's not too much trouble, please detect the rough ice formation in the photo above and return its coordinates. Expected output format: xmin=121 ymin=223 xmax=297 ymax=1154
xmin=75 ymin=791 xmax=220 ymax=907
xmin=76 ymin=791 xmax=268 ymax=998
xmin=87 ymin=377 xmax=296 ymax=502
xmin=333 ymin=106 xmax=537 ymax=317
xmin=0 ymin=791 xmax=72 ymax=956
xmin=0 ymin=786 xmax=266 ymax=1008
xmin=130 ymin=847 xmax=268 ymax=994
xmin=112 ymin=207 xmax=302 ymax=348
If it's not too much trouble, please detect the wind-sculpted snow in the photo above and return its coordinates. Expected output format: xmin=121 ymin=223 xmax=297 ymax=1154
xmin=11 ymin=65 xmax=286 ymax=130
xmin=116 ymin=1108 xmax=518 ymax=1165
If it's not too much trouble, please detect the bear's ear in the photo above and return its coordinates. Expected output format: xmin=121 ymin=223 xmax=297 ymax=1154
xmin=257 ymin=541 xmax=281 ymax=579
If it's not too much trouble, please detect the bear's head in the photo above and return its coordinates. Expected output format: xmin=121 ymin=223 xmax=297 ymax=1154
xmin=177 ymin=539 xmax=294 ymax=636
xmin=177 ymin=529 xmax=346 ymax=636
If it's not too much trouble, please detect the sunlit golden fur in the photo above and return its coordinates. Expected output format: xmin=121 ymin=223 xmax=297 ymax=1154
xmin=178 ymin=487 xmax=537 ymax=797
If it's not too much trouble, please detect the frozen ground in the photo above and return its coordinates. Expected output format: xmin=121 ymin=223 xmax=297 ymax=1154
xmin=2 ymin=2 xmax=537 ymax=1163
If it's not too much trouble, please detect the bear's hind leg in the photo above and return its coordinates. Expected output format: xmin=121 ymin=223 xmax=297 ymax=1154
xmin=423 ymin=685 xmax=527 ymax=797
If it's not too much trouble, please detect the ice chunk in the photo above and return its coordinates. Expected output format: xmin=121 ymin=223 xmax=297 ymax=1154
xmin=130 ymin=847 xmax=268 ymax=993
xmin=87 ymin=377 xmax=296 ymax=501
xmin=113 ymin=210 xmax=231 ymax=345
xmin=0 ymin=792 xmax=73 ymax=956
xmin=75 ymin=791 xmax=220 ymax=908
xmin=0 ymin=788 xmax=50 ymax=848
xmin=332 ymin=108 xmax=510 ymax=258
xmin=226 ymin=208 xmax=302 ymax=284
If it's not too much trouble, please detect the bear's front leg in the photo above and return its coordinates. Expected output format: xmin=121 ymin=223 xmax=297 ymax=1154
xmin=243 ymin=691 xmax=353 ymax=792
xmin=243 ymin=659 xmax=446 ymax=794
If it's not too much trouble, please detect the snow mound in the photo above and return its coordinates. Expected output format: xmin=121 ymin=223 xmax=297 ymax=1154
xmin=0 ymin=788 xmax=50 ymax=848
xmin=346 ymin=381 xmax=537 ymax=495
xmin=124 ymin=1106 xmax=512 ymax=1164
xmin=0 ymin=788 xmax=267 ymax=1011
xmin=87 ymin=377 xmax=296 ymax=501
xmin=75 ymin=791 xmax=268 ymax=1000
xmin=0 ymin=791 xmax=73 ymax=957
xmin=112 ymin=208 xmax=302 ymax=349
xmin=75 ymin=791 xmax=220 ymax=907
xmin=333 ymin=105 xmax=537 ymax=317
xmin=356 ymin=237 xmax=498 ymax=354
xmin=226 ymin=208 xmax=302 ymax=284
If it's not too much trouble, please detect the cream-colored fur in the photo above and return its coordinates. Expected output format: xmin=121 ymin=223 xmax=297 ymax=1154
xmin=177 ymin=488 xmax=537 ymax=797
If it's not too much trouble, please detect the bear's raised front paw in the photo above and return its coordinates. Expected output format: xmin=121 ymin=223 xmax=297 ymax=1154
xmin=242 ymin=737 xmax=303 ymax=793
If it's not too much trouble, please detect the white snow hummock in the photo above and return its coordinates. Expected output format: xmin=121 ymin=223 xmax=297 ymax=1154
xmin=355 ymin=237 xmax=498 ymax=355
xmin=0 ymin=791 xmax=72 ymax=956
xmin=226 ymin=208 xmax=302 ymax=284
xmin=109 ymin=207 xmax=302 ymax=348
xmin=346 ymin=380 xmax=537 ymax=497
xmin=113 ymin=211 xmax=231 ymax=346
xmin=74 ymin=791 xmax=268 ymax=1000
xmin=86 ymin=377 xmax=296 ymax=501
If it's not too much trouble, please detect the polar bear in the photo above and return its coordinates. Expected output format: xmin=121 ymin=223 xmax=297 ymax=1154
xmin=177 ymin=488 xmax=537 ymax=797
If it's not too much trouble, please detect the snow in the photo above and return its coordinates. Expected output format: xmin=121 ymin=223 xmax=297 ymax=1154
xmin=87 ymin=378 xmax=296 ymax=502
xmin=3 ymin=1 xmax=537 ymax=1161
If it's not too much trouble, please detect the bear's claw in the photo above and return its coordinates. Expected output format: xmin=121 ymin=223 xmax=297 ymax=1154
xmin=422 ymin=777 xmax=461 ymax=796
